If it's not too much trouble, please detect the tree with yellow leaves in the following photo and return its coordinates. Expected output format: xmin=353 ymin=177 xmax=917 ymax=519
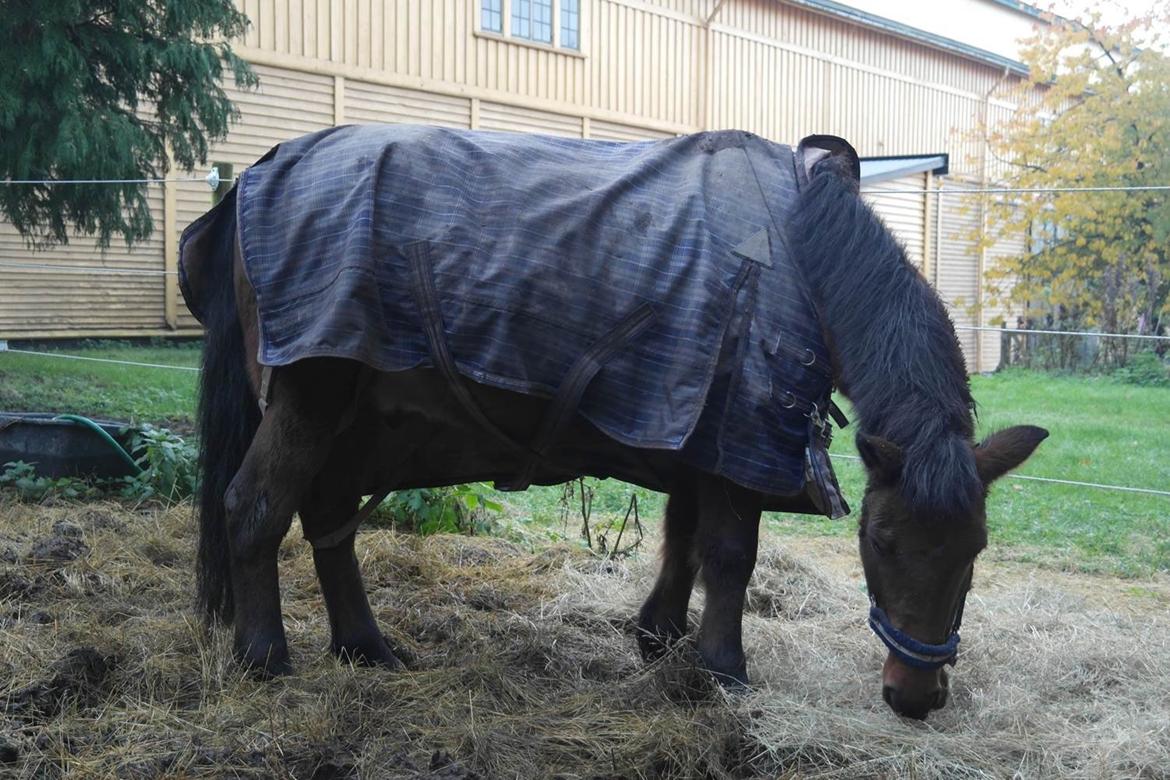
xmin=982 ymin=7 xmax=1169 ymax=364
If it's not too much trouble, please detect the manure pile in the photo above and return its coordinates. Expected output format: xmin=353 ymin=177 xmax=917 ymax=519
xmin=1 ymin=498 xmax=1168 ymax=778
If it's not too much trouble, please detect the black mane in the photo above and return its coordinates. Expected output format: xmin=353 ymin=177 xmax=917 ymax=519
xmin=787 ymin=162 xmax=981 ymax=515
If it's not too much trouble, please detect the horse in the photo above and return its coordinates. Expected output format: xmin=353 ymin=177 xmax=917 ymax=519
xmin=181 ymin=125 xmax=1046 ymax=720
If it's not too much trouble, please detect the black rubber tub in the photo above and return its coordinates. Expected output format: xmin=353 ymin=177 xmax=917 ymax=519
xmin=0 ymin=412 xmax=139 ymax=479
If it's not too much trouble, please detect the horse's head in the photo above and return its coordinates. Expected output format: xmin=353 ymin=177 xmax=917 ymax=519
xmin=854 ymin=425 xmax=1048 ymax=719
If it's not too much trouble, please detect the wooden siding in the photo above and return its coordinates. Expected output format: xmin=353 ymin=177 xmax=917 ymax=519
xmin=346 ymin=81 xmax=471 ymax=126
xmin=981 ymin=208 xmax=1025 ymax=370
xmin=2 ymin=0 xmax=1029 ymax=342
xmin=936 ymin=180 xmax=983 ymax=369
xmin=863 ymin=173 xmax=927 ymax=270
xmin=479 ymin=102 xmax=583 ymax=136
xmin=588 ymin=118 xmax=673 ymax=140
xmin=719 ymin=1 xmax=1016 ymax=97
xmin=588 ymin=0 xmax=700 ymax=127
xmin=0 ymin=190 xmax=166 ymax=335
xmin=231 ymin=0 xmax=1021 ymax=167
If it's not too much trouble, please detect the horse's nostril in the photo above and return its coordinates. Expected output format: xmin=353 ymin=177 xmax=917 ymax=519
xmin=882 ymin=684 xmax=939 ymax=720
xmin=934 ymin=687 xmax=949 ymax=710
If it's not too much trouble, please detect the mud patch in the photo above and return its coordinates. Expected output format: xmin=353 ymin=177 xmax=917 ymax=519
xmin=27 ymin=534 xmax=89 ymax=563
xmin=7 ymin=646 xmax=116 ymax=718
xmin=0 ymin=571 xmax=41 ymax=600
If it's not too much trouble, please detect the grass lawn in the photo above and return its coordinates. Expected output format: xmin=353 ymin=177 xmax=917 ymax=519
xmin=771 ymin=370 xmax=1170 ymax=576
xmin=2 ymin=341 xmax=1167 ymax=574
xmin=0 ymin=340 xmax=201 ymax=430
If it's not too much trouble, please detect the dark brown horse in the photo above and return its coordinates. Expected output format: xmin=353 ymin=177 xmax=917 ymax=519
xmin=185 ymin=129 xmax=1045 ymax=720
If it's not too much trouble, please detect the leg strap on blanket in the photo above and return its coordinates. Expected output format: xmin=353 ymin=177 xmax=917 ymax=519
xmin=498 ymin=303 xmax=657 ymax=492
xmin=311 ymin=244 xmax=659 ymax=549
xmin=407 ymin=243 xmax=532 ymax=455
xmin=407 ymin=241 xmax=658 ymax=492
xmin=308 ymin=487 xmax=394 ymax=550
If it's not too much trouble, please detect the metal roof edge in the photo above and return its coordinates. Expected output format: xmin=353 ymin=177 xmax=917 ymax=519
xmin=779 ymin=0 xmax=1031 ymax=76
xmin=860 ymin=154 xmax=950 ymax=185
xmin=983 ymin=0 xmax=1048 ymax=22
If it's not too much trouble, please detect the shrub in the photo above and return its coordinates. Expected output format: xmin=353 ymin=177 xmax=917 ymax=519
xmin=0 ymin=461 xmax=100 ymax=502
xmin=1112 ymin=351 xmax=1170 ymax=387
xmin=119 ymin=424 xmax=199 ymax=503
xmin=370 ymin=483 xmax=503 ymax=536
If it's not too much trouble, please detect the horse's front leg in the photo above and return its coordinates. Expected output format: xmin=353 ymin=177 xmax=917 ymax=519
xmin=694 ymin=477 xmax=762 ymax=688
xmin=224 ymin=361 xmax=353 ymax=676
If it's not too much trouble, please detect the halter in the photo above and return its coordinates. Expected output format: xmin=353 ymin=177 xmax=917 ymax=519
xmin=867 ymin=569 xmax=972 ymax=671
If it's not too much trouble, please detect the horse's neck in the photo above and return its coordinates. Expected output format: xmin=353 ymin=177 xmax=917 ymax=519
xmin=817 ymin=263 xmax=972 ymax=445
xmin=788 ymin=169 xmax=973 ymax=447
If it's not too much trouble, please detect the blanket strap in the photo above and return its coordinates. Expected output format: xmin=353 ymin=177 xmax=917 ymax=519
xmin=321 ymin=244 xmax=657 ymax=548
xmin=307 ymin=487 xmax=394 ymax=550
xmin=406 ymin=243 xmax=531 ymax=455
xmin=498 ymin=303 xmax=657 ymax=492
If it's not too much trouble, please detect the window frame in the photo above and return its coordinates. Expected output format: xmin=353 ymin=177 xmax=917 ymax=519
xmin=476 ymin=0 xmax=584 ymax=55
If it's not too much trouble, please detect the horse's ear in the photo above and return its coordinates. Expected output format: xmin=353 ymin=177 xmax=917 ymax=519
xmin=856 ymin=433 xmax=904 ymax=483
xmin=974 ymin=425 xmax=1049 ymax=485
xmin=796 ymin=135 xmax=860 ymax=190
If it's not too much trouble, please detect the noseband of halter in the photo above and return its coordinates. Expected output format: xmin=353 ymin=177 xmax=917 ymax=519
xmin=867 ymin=572 xmax=971 ymax=671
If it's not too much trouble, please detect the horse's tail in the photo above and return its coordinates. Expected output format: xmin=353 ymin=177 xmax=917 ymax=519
xmin=191 ymin=196 xmax=260 ymax=624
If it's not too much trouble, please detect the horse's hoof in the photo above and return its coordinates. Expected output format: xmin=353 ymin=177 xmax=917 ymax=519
xmin=707 ymin=666 xmax=750 ymax=692
xmin=636 ymin=606 xmax=686 ymax=662
xmin=237 ymin=644 xmax=293 ymax=679
xmin=333 ymin=633 xmax=405 ymax=670
xmin=697 ymin=648 xmax=750 ymax=691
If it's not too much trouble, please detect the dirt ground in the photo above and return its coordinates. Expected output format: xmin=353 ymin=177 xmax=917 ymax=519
xmin=1 ymin=498 xmax=1168 ymax=779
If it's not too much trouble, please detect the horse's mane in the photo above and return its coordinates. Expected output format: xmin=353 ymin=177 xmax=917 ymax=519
xmin=787 ymin=159 xmax=982 ymax=515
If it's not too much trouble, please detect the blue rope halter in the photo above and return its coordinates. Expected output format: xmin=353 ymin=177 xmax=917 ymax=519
xmin=867 ymin=572 xmax=971 ymax=671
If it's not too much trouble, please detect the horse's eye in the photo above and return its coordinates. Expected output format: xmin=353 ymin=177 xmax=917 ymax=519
xmin=869 ymin=532 xmax=892 ymax=557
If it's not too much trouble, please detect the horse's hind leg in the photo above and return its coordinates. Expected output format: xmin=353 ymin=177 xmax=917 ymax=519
xmin=693 ymin=477 xmax=762 ymax=688
xmin=637 ymin=484 xmax=699 ymax=661
xmin=224 ymin=360 xmax=356 ymax=676
xmin=299 ymin=488 xmax=403 ymax=669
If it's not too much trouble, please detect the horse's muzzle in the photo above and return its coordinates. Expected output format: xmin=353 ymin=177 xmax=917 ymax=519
xmin=882 ymin=682 xmax=948 ymax=720
xmin=882 ymin=655 xmax=949 ymax=719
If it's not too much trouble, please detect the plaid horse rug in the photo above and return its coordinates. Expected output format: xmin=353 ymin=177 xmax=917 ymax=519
xmin=181 ymin=124 xmax=847 ymax=515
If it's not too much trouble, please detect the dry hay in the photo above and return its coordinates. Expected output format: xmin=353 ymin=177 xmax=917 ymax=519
xmin=1 ymin=497 xmax=1169 ymax=778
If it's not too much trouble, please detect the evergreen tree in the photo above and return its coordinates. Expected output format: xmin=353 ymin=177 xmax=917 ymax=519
xmin=0 ymin=1 xmax=256 ymax=247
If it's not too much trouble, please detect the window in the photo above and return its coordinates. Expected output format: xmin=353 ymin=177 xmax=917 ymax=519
xmin=480 ymin=0 xmax=580 ymax=51
xmin=561 ymin=0 xmax=580 ymax=50
xmin=482 ymin=0 xmax=503 ymax=33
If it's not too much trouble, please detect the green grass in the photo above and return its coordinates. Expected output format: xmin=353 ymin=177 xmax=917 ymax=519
xmin=2 ymin=342 xmax=1167 ymax=574
xmin=768 ymin=369 xmax=1170 ymax=576
xmin=0 ymin=340 xmax=201 ymax=429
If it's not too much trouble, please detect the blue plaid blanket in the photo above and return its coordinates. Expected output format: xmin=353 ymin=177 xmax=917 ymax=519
xmin=184 ymin=124 xmax=843 ymax=509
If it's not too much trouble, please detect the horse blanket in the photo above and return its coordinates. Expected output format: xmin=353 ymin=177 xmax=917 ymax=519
xmin=180 ymin=124 xmax=848 ymax=516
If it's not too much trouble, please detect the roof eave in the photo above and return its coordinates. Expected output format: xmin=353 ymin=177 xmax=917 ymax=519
xmin=860 ymin=153 xmax=950 ymax=185
xmin=779 ymin=0 xmax=1031 ymax=76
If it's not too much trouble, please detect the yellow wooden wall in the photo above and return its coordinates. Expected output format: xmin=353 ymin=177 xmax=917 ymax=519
xmin=0 ymin=192 xmax=167 ymax=336
xmin=1 ymin=0 xmax=1026 ymax=342
xmin=862 ymin=173 xmax=929 ymax=271
xmin=232 ymin=0 xmax=1020 ymax=166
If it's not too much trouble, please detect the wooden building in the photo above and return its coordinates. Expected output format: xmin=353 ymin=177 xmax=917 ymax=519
xmin=0 ymin=0 xmax=1044 ymax=370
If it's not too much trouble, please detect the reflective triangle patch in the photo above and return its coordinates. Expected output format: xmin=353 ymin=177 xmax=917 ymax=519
xmin=732 ymin=228 xmax=772 ymax=267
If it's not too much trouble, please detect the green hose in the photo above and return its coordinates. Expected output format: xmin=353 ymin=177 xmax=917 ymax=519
xmin=52 ymin=414 xmax=143 ymax=475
